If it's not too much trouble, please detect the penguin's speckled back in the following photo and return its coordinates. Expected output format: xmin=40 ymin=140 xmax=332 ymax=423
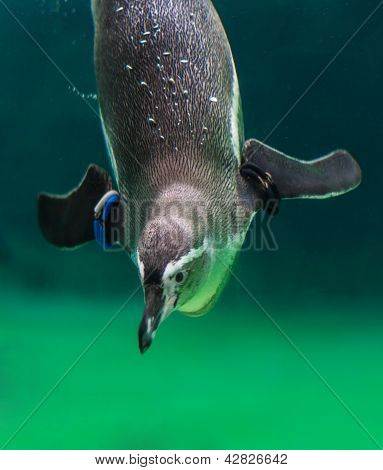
xmin=92 ymin=0 xmax=244 ymax=205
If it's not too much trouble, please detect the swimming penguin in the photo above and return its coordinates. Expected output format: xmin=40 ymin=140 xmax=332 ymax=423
xmin=38 ymin=0 xmax=361 ymax=353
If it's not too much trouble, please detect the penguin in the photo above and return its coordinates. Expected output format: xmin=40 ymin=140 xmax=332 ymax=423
xmin=38 ymin=0 xmax=362 ymax=353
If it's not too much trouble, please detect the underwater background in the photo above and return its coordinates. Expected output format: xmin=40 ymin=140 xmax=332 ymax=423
xmin=0 ymin=0 xmax=382 ymax=450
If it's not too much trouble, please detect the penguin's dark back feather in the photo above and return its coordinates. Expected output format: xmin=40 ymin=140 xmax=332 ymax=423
xmin=92 ymin=0 xmax=243 ymax=232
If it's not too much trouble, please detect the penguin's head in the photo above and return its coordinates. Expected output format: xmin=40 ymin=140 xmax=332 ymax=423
xmin=137 ymin=216 xmax=209 ymax=353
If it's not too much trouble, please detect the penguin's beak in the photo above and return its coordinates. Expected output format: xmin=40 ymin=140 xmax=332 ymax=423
xmin=139 ymin=285 xmax=164 ymax=354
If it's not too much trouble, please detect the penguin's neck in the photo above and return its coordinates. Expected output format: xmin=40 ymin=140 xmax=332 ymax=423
xmin=153 ymin=183 xmax=208 ymax=236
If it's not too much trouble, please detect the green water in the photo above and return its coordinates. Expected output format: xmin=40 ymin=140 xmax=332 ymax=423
xmin=0 ymin=0 xmax=382 ymax=449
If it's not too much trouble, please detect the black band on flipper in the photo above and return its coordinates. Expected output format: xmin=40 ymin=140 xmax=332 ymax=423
xmin=240 ymin=162 xmax=281 ymax=216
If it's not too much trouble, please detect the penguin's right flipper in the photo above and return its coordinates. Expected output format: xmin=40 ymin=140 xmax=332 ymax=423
xmin=38 ymin=164 xmax=113 ymax=248
xmin=240 ymin=139 xmax=362 ymax=214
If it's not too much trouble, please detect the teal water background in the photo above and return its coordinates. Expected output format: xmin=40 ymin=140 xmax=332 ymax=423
xmin=0 ymin=0 xmax=382 ymax=449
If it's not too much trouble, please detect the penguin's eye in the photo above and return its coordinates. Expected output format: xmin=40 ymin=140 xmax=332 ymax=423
xmin=175 ymin=272 xmax=185 ymax=284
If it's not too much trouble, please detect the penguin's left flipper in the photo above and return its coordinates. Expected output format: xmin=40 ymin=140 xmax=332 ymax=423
xmin=38 ymin=164 xmax=113 ymax=248
xmin=240 ymin=139 xmax=362 ymax=214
